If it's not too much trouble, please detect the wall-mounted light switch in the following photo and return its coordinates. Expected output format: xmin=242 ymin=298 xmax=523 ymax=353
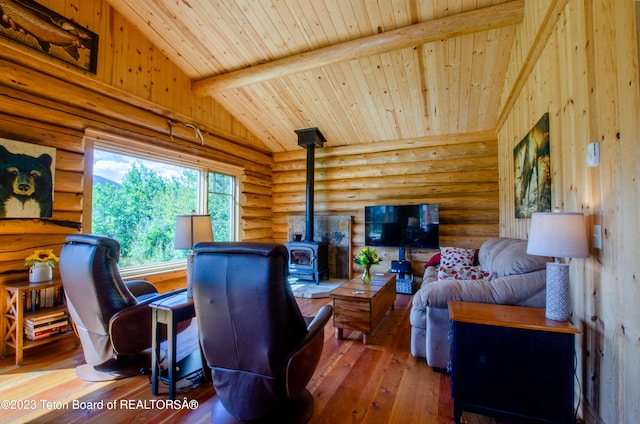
xmin=593 ymin=224 xmax=602 ymax=249
xmin=587 ymin=142 xmax=600 ymax=167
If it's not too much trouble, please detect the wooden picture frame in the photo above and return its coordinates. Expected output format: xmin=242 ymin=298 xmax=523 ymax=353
xmin=0 ymin=0 xmax=98 ymax=73
xmin=513 ymin=113 xmax=551 ymax=219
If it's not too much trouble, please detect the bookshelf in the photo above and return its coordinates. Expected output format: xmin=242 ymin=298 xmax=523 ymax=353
xmin=1 ymin=279 xmax=76 ymax=365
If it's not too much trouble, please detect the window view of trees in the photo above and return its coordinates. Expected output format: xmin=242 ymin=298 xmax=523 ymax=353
xmin=92 ymin=149 xmax=235 ymax=268
xmin=208 ymin=172 xmax=235 ymax=242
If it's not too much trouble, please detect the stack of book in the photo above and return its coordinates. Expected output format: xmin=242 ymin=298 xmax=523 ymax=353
xmin=24 ymin=310 xmax=69 ymax=341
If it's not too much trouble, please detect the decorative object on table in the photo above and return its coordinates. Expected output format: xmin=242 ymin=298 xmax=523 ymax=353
xmin=526 ymin=211 xmax=588 ymax=321
xmin=0 ymin=137 xmax=56 ymax=218
xmin=513 ymin=113 xmax=551 ymax=219
xmin=25 ymin=249 xmax=58 ymax=282
xmin=0 ymin=0 xmax=99 ymax=73
xmin=354 ymin=246 xmax=381 ymax=284
xmin=175 ymin=214 xmax=214 ymax=297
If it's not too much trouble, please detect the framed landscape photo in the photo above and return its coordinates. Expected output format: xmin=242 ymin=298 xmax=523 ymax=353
xmin=513 ymin=113 xmax=551 ymax=219
xmin=0 ymin=0 xmax=98 ymax=73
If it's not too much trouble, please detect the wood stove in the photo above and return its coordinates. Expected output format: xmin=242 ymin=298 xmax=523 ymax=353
xmin=286 ymin=128 xmax=329 ymax=284
xmin=287 ymin=240 xmax=329 ymax=283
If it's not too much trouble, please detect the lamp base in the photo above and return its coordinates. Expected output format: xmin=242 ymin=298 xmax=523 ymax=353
xmin=545 ymin=262 xmax=570 ymax=321
xmin=186 ymin=252 xmax=194 ymax=298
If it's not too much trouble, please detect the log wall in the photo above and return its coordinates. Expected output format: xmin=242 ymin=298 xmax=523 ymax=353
xmin=272 ymin=131 xmax=500 ymax=276
xmin=497 ymin=1 xmax=639 ymax=423
xmin=0 ymin=1 xmax=272 ymax=287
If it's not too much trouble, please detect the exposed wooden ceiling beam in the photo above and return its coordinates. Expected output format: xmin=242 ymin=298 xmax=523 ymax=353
xmin=192 ymin=0 xmax=524 ymax=96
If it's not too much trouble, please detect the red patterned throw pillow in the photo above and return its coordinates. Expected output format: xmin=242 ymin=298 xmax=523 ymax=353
xmin=438 ymin=265 xmax=491 ymax=281
xmin=439 ymin=247 xmax=476 ymax=268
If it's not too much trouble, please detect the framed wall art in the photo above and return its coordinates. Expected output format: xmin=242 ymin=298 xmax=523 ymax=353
xmin=0 ymin=0 xmax=98 ymax=73
xmin=0 ymin=138 xmax=56 ymax=218
xmin=514 ymin=113 xmax=551 ymax=219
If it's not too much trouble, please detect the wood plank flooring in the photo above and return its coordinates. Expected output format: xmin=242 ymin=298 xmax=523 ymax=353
xmin=0 ymin=294 xmax=508 ymax=424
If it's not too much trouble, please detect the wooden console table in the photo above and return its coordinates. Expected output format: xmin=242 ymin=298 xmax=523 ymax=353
xmin=448 ymin=301 xmax=580 ymax=424
xmin=329 ymin=272 xmax=396 ymax=344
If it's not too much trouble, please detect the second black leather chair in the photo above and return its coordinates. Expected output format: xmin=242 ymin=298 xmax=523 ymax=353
xmin=192 ymin=242 xmax=332 ymax=423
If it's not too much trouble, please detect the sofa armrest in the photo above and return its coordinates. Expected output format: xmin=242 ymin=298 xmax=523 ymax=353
xmin=423 ymin=266 xmax=438 ymax=283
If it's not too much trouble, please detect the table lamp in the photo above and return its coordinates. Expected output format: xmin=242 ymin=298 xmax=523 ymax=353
xmin=175 ymin=214 xmax=214 ymax=297
xmin=526 ymin=212 xmax=588 ymax=321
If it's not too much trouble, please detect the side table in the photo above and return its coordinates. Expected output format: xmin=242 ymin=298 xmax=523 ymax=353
xmin=150 ymin=290 xmax=202 ymax=400
xmin=330 ymin=272 xmax=396 ymax=344
xmin=448 ymin=301 xmax=581 ymax=424
xmin=1 ymin=279 xmax=77 ymax=365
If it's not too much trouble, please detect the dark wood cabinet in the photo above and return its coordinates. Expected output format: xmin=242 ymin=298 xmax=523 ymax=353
xmin=448 ymin=301 xmax=581 ymax=424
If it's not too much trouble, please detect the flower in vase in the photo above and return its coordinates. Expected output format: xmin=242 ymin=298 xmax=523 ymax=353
xmin=353 ymin=246 xmax=381 ymax=267
xmin=25 ymin=249 xmax=59 ymax=268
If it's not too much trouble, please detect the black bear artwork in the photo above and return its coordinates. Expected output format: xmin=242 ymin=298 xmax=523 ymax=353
xmin=0 ymin=145 xmax=53 ymax=218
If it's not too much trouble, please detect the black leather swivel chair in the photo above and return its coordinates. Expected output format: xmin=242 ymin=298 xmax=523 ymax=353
xmin=192 ymin=242 xmax=333 ymax=423
xmin=59 ymin=234 xmax=187 ymax=380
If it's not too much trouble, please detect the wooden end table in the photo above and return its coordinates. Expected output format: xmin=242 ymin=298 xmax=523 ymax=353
xmin=448 ymin=301 xmax=581 ymax=424
xmin=329 ymin=272 xmax=396 ymax=344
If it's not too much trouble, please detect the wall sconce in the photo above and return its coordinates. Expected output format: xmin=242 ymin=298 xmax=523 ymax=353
xmin=526 ymin=212 xmax=588 ymax=321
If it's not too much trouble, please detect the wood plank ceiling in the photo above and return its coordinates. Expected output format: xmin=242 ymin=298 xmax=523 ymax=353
xmin=104 ymin=0 xmax=523 ymax=152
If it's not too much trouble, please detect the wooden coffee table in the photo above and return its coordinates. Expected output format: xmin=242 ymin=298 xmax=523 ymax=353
xmin=329 ymin=272 xmax=396 ymax=344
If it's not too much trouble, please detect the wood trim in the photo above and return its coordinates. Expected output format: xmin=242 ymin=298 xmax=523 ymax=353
xmin=448 ymin=301 xmax=581 ymax=334
xmin=496 ymin=0 xmax=569 ymax=131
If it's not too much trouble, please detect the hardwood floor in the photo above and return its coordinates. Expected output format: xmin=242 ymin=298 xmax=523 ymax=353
xmin=0 ymin=294 xmax=507 ymax=424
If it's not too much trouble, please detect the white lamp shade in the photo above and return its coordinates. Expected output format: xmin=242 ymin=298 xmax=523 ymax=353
xmin=174 ymin=214 xmax=214 ymax=249
xmin=526 ymin=212 xmax=588 ymax=258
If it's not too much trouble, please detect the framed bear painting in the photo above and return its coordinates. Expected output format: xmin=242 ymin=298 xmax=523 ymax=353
xmin=0 ymin=138 xmax=56 ymax=218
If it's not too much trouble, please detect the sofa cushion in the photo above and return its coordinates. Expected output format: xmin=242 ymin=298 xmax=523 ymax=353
xmin=479 ymin=237 xmax=549 ymax=277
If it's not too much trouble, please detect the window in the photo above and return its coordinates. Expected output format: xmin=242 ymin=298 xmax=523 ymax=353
xmin=208 ymin=172 xmax=235 ymax=242
xmin=91 ymin=148 xmax=237 ymax=270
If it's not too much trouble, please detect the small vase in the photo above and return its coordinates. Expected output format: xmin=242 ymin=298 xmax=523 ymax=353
xmin=29 ymin=262 xmax=53 ymax=283
xmin=362 ymin=264 xmax=372 ymax=284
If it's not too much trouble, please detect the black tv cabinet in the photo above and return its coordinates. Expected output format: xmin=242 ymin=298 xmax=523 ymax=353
xmin=448 ymin=301 xmax=581 ymax=424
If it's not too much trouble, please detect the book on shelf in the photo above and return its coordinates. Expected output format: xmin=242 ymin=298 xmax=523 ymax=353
xmin=25 ymin=316 xmax=68 ymax=330
xmin=25 ymin=309 xmax=67 ymax=326
xmin=25 ymin=325 xmax=68 ymax=340
xmin=25 ymin=320 xmax=69 ymax=340
xmin=21 ymin=286 xmax=65 ymax=312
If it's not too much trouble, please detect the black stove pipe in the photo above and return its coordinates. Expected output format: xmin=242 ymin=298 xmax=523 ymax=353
xmin=295 ymin=128 xmax=326 ymax=243
xmin=304 ymin=145 xmax=315 ymax=242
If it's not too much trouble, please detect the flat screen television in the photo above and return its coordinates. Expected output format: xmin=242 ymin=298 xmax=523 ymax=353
xmin=365 ymin=204 xmax=439 ymax=249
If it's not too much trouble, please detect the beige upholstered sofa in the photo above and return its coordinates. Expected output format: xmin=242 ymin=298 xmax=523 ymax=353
xmin=409 ymin=237 xmax=549 ymax=370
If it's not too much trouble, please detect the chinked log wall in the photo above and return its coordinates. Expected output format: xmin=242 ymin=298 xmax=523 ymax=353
xmin=272 ymin=131 xmax=500 ymax=276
